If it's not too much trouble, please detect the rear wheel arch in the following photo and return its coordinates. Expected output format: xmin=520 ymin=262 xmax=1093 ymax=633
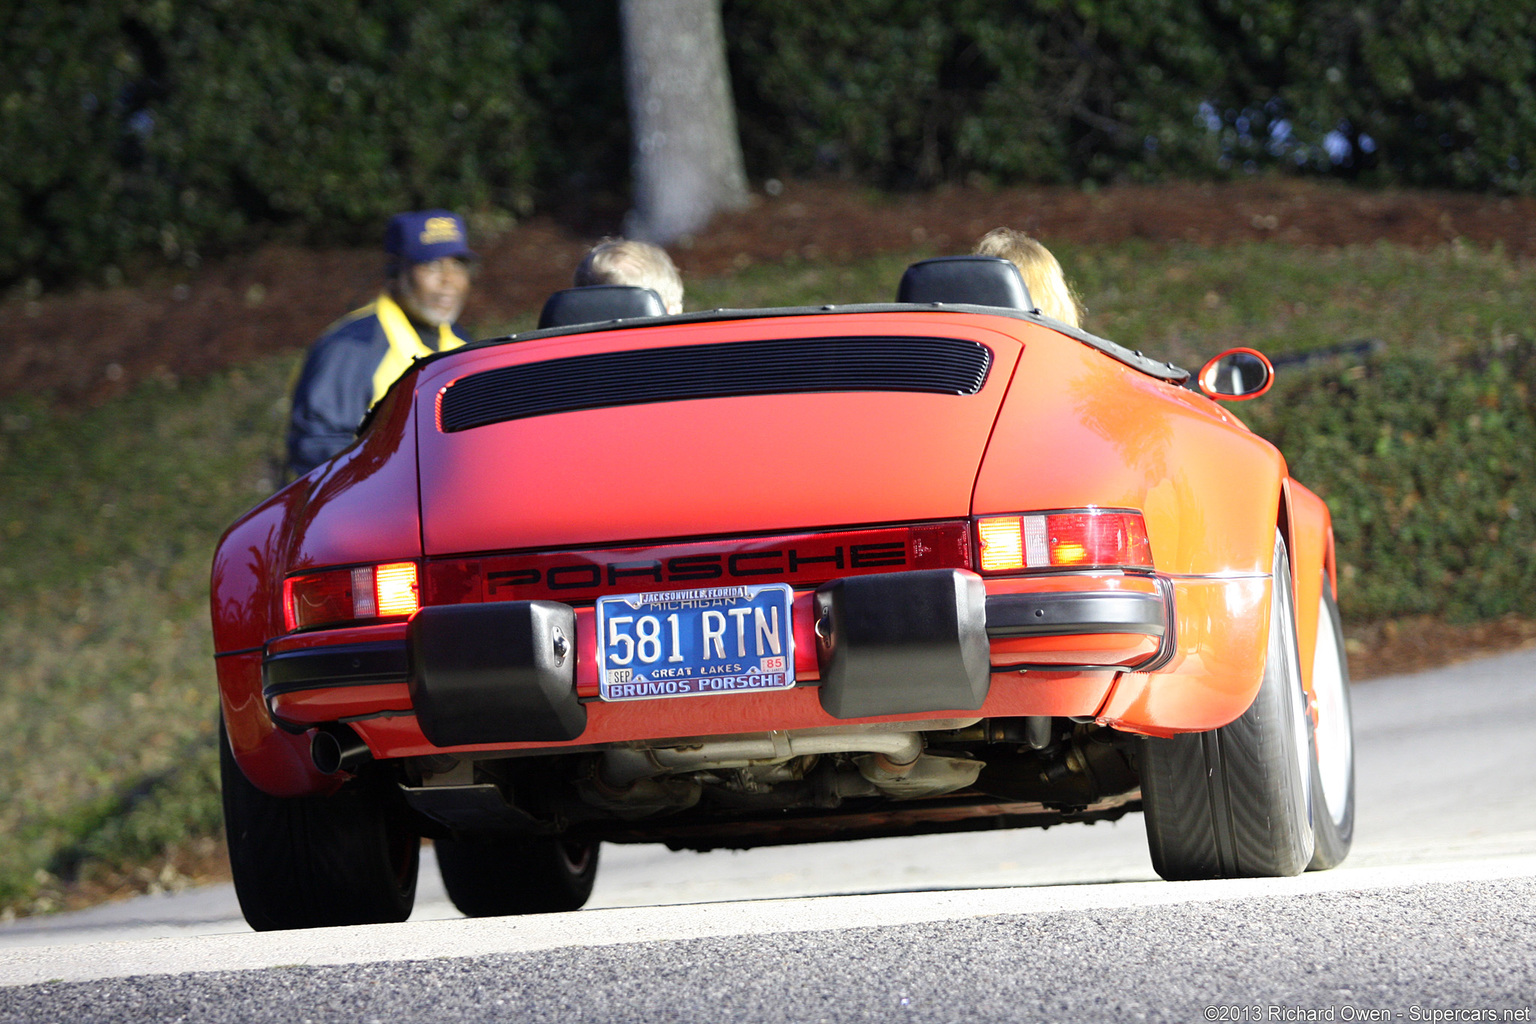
xmin=1138 ymin=530 xmax=1315 ymax=879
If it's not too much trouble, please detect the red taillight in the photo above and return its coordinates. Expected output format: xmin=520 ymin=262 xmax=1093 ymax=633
xmin=284 ymin=562 xmax=420 ymax=631
xmin=974 ymin=510 xmax=1152 ymax=572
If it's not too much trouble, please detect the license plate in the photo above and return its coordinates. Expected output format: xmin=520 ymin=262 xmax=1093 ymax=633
xmin=596 ymin=584 xmax=795 ymax=701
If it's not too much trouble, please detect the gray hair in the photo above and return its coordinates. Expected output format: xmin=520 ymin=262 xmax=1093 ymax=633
xmin=575 ymin=238 xmax=684 ymax=314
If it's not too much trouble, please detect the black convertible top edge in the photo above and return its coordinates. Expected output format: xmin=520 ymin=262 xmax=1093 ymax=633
xmin=358 ymin=303 xmax=1191 ymax=436
xmin=460 ymin=303 xmax=1191 ymax=385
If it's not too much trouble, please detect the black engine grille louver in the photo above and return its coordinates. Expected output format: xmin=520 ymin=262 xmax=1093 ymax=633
xmin=438 ymin=336 xmax=992 ymax=432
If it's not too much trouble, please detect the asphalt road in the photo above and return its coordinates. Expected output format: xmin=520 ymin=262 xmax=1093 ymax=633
xmin=2 ymin=649 xmax=1533 ymax=1023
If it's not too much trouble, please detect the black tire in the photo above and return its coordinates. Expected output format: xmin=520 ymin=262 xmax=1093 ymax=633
xmin=1306 ymin=575 xmax=1355 ymax=870
xmin=1139 ymin=532 xmax=1315 ymax=880
xmin=220 ymin=720 xmax=419 ymax=930
xmin=436 ymin=835 xmax=599 ymax=916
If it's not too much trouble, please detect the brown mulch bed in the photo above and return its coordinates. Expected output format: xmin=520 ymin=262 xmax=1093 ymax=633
xmin=1345 ymin=615 xmax=1536 ymax=680
xmin=21 ymin=837 xmax=230 ymax=918
xmin=6 ymin=178 xmax=1536 ymax=410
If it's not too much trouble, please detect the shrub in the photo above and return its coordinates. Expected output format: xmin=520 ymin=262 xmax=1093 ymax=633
xmin=724 ymin=0 xmax=1536 ymax=192
xmin=5 ymin=1 xmax=1536 ymax=287
xmin=1244 ymin=341 xmax=1536 ymax=623
xmin=0 ymin=0 xmax=623 ymax=286
xmin=0 ymin=4 xmax=158 ymax=285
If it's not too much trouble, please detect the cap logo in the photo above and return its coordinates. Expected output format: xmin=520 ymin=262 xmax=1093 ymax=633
xmin=419 ymin=217 xmax=463 ymax=245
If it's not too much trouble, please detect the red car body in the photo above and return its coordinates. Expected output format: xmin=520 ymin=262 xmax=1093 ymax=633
xmin=212 ymin=264 xmax=1354 ymax=928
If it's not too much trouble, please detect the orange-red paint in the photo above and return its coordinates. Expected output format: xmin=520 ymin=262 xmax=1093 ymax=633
xmin=211 ymin=308 xmax=1335 ymax=796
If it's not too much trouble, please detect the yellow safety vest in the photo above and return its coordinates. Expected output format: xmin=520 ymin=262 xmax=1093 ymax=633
xmin=370 ymin=292 xmax=465 ymax=406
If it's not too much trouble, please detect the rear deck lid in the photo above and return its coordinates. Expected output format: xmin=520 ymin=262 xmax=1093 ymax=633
xmin=412 ymin=313 xmax=1022 ymax=555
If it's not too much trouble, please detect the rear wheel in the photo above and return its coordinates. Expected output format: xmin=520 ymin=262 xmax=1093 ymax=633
xmin=436 ymin=835 xmax=600 ymax=917
xmin=1306 ymin=574 xmax=1355 ymax=870
xmin=220 ymin=721 xmax=419 ymax=930
xmin=1139 ymin=533 xmax=1315 ymax=880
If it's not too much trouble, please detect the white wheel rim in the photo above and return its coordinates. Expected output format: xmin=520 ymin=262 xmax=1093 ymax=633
xmin=1310 ymin=593 xmax=1353 ymax=826
xmin=1274 ymin=550 xmax=1312 ymax=825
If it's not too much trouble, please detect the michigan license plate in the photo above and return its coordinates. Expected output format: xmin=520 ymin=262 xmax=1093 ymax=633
xmin=596 ymin=584 xmax=795 ymax=701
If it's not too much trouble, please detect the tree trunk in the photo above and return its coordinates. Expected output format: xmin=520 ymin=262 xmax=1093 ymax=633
xmin=619 ymin=0 xmax=750 ymax=244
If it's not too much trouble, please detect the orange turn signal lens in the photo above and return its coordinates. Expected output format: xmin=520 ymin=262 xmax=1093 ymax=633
xmin=374 ymin=562 xmax=420 ymax=618
xmin=284 ymin=562 xmax=420 ymax=631
xmin=974 ymin=510 xmax=1152 ymax=572
xmin=977 ymin=516 xmax=1025 ymax=572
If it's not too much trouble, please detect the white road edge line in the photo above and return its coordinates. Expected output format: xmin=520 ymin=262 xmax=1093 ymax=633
xmin=3 ymin=854 xmax=1534 ymax=988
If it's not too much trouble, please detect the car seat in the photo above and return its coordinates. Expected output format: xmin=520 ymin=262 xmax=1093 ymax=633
xmin=538 ymin=286 xmax=667 ymax=329
xmin=896 ymin=256 xmax=1035 ymax=311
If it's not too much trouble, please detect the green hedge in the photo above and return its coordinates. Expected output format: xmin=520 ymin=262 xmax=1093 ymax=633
xmin=0 ymin=0 xmax=624 ymax=286
xmin=4 ymin=1 xmax=1536 ymax=287
xmin=1243 ymin=342 xmax=1536 ymax=623
xmin=724 ymin=0 xmax=1536 ymax=192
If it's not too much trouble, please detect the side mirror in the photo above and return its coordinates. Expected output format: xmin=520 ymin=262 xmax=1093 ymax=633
xmin=1197 ymin=348 xmax=1274 ymax=401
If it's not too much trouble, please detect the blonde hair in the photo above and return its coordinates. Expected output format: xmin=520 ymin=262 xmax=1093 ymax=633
xmin=972 ymin=228 xmax=1083 ymax=328
xmin=575 ymin=238 xmax=684 ymax=314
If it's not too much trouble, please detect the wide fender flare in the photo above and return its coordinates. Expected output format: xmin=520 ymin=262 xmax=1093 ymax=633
xmin=209 ymin=381 xmax=422 ymax=798
xmin=1099 ymin=476 xmax=1334 ymax=736
xmin=211 ymin=486 xmax=337 ymax=796
xmin=1097 ymin=448 xmax=1290 ymax=735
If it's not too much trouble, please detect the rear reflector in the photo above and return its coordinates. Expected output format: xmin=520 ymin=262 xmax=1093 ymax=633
xmin=285 ymin=562 xmax=421 ymax=631
xmin=975 ymin=510 xmax=1152 ymax=572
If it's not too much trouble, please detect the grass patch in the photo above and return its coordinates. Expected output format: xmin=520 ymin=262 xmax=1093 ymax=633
xmin=0 ymin=357 xmax=294 ymax=914
xmin=2 ymin=239 xmax=1533 ymax=916
xmin=1065 ymin=239 xmax=1531 ymax=368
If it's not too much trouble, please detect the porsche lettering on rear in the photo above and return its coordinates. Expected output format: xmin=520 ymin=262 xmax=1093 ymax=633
xmin=485 ymin=543 xmax=907 ymax=596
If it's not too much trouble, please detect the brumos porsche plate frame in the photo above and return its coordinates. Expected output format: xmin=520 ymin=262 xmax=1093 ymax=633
xmin=211 ymin=261 xmax=1355 ymax=930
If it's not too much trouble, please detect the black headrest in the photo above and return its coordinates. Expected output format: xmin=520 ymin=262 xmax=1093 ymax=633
xmin=538 ymin=285 xmax=667 ymax=329
xmin=896 ymin=256 xmax=1034 ymax=310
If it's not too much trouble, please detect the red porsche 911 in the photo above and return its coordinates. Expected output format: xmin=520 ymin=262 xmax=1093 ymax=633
xmin=211 ymin=257 xmax=1354 ymax=930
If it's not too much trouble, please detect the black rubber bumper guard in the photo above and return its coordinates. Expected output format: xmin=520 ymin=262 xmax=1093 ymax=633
xmin=983 ymin=584 xmax=1174 ymax=674
xmin=261 ymin=569 xmax=1172 ymax=740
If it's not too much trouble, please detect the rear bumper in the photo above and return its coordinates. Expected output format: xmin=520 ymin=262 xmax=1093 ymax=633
xmin=985 ymin=590 xmax=1165 ymax=639
xmin=261 ymin=569 xmax=1170 ymax=745
xmin=264 ymin=641 xmax=409 ymax=699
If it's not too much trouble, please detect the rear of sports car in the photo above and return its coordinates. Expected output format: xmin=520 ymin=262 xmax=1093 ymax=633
xmin=214 ymin=304 xmax=1346 ymax=929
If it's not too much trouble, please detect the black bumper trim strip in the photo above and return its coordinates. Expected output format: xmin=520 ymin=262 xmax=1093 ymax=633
xmin=262 ymin=641 xmax=409 ymax=699
xmin=984 ymin=591 xmax=1166 ymax=639
xmin=261 ymin=589 xmax=1174 ymax=700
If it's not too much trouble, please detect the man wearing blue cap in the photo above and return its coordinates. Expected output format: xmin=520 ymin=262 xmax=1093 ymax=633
xmin=285 ymin=210 xmax=476 ymax=478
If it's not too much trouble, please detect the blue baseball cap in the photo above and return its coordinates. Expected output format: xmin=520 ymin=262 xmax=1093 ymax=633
xmin=385 ymin=210 xmax=476 ymax=265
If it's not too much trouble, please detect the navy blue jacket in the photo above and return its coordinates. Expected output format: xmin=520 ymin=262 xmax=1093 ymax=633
xmin=286 ymin=299 xmax=471 ymax=478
